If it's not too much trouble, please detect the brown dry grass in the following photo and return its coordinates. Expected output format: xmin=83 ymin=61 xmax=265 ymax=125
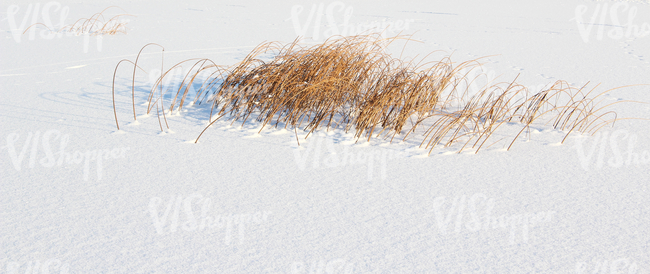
xmin=112 ymin=33 xmax=634 ymax=154
xmin=24 ymin=6 xmax=133 ymax=36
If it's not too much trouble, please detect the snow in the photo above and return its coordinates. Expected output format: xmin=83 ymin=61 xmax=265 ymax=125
xmin=1 ymin=0 xmax=649 ymax=273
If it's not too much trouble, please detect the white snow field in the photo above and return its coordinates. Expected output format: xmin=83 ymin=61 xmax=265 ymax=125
xmin=1 ymin=0 xmax=649 ymax=273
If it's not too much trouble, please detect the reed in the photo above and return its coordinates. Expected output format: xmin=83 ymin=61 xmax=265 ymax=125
xmin=113 ymin=33 xmax=630 ymax=154
xmin=24 ymin=6 xmax=133 ymax=36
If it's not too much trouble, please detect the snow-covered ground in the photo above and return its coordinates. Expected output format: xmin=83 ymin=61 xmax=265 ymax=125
xmin=1 ymin=0 xmax=649 ymax=273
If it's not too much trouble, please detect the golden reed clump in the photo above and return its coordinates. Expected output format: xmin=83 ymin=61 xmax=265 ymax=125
xmin=113 ymin=34 xmax=630 ymax=154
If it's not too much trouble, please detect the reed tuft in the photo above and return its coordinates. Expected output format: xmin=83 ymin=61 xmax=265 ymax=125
xmin=113 ymin=34 xmax=631 ymax=154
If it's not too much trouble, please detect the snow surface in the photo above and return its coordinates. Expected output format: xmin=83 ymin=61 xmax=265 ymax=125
xmin=1 ymin=0 xmax=649 ymax=273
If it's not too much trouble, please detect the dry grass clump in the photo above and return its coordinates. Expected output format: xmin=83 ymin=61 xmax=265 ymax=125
xmin=112 ymin=33 xmax=628 ymax=154
xmin=24 ymin=6 xmax=133 ymax=36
